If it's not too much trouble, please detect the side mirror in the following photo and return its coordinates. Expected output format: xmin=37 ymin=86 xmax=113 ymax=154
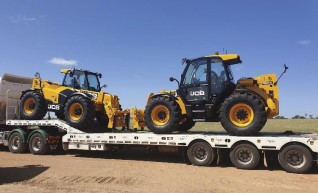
xmin=98 ymin=73 xmax=102 ymax=78
xmin=169 ymin=77 xmax=180 ymax=86
xmin=101 ymin=84 xmax=107 ymax=89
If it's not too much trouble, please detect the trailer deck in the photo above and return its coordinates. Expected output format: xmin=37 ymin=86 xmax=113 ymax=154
xmin=1 ymin=119 xmax=317 ymax=174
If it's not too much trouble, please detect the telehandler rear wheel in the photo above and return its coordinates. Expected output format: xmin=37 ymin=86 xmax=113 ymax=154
xmin=219 ymin=93 xmax=267 ymax=136
xmin=20 ymin=91 xmax=47 ymax=120
xmin=145 ymin=97 xmax=181 ymax=134
xmin=64 ymin=95 xmax=95 ymax=130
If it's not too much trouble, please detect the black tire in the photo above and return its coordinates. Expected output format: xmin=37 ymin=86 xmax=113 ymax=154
xmin=20 ymin=91 xmax=47 ymax=120
xmin=230 ymin=143 xmax=260 ymax=170
xmin=187 ymin=141 xmax=215 ymax=166
xmin=8 ymin=132 xmax=28 ymax=153
xmin=29 ymin=133 xmax=49 ymax=155
xmin=278 ymin=144 xmax=313 ymax=174
xmin=55 ymin=112 xmax=65 ymax=120
xmin=96 ymin=111 xmax=109 ymax=128
xmin=219 ymin=93 xmax=267 ymax=136
xmin=64 ymin=95 xmax=95 ymax=130
xmin=177 ymin=118 xmax=195 ymax=132
xmin=145 ymin=97 xmax=181 ymax=134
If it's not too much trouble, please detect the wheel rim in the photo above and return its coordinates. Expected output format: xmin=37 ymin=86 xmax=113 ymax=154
xmin=229 ymin=103 xmax=254 ymax=127
xmin=193 ymin=145 xmax=208 ymax=162
xmin=151 ymin=105 xmax=170 ymax=126
xmin=285 ymin=150 xmax=306 ymax=169
xmin=11 ymin=136 xmax=20 ymax=150
xmin=69 ymin=102 xmax=84 ymax=121
xmin=236 ymin=147 xmax=253 ymax=164
xmin=31 ymin=136 xmax=42 ymax=152
xmin=24 ymin=98 xmax=36 ymax=114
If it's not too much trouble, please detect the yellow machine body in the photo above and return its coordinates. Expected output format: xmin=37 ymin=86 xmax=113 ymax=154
xmin=31 ymin=70 xmax=130 ymax=129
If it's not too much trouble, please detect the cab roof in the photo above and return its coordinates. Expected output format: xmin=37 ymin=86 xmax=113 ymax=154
xmin=204 ymin=53 xmax=242 ymax=65
xmin=60 ymin=68 xmax=102 ymax=77
xmin=60 ymin=69 xmax=71 ymax=73
xmin=184 ymin=53 xmax=242 ymax=65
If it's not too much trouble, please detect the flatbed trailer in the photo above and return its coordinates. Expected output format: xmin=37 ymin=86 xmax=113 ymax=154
xmin=1 ymin=119 xmax=317 ymax=174
xmin=0 ymin=73 xmax=317 ymax=174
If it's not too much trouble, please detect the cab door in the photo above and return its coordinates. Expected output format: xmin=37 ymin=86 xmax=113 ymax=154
xmin=179 ymin=59 xmax=210 ymax=103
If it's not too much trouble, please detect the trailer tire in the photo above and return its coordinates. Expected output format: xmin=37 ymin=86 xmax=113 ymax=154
xmin=8 ymin=132 xmax=28 ymax=153
xmin=29 ymin=133 xmax=49 ymax=155
xmin=278 ymin=144 xmax=313 ymax=174
xmin=20 ymin=91 xmax=47 ymax=120
xmin=64 ymin=95 xmax=95 ymax=130
xmin=187 ymin=141 xmax=215 ymax=166
xmin=230 ymin=143 xmax=260 ymax=170
xmin=219 ymin=93 xmax=267 ymax=136
xmin=145 ymin=97 xmax=181 ymax=134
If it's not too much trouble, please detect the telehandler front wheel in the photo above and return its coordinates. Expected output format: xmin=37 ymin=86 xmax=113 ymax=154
xmin=55 ymin=112 xmax=65 ymax=120
xmin=145 ymin=97 xmax=181 ymax=134
xmin=219 ymin=93 xmax=267 ymax=136
xmin=20 ymin=91 xmax=47 ymax=120
xmin=177 ymin=118 xmax=195 ymax=132
xmin=96 ymin=110 xmax=109 ymax=129
xmin=64 ymin=95 xmax=95 ymax=130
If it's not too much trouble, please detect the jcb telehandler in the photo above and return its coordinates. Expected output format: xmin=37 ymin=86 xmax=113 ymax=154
xmin=144 ymin=53 xmax=287 ymax=136
xmin=19 ymin=69 xmax=129 ymax=130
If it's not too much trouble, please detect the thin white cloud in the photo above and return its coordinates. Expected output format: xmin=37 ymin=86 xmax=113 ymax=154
xmin=49 ymin=57 xmax=78 ymax=66
xmin=297 ymin=40 xmax=313 ymax=46
xmin=9 ymin=15 xmax=37 ymax=24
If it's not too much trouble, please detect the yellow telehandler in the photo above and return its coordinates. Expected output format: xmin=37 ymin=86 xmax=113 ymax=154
xmin=143 ymin=52 xmax=287 ymax=136
xmin=19 ymin=69 xmax=130 ymax=130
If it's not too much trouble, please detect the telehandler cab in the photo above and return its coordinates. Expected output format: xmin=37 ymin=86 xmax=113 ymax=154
xmin=19 ymin=69 xmax=129 ymax=130
xmin=144 ymin=53 xmax=286 ymax=136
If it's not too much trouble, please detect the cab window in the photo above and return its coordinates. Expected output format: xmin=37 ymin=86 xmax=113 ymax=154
xmin=183 ymin=59 xmax=208 ymax=85
xmin=63 ymin=71 xmax=87 ymax=90
xmin=87 ymin=74 xmax=100 ymax=91
xmin=211 ymin=59 xmax=227 ymax=94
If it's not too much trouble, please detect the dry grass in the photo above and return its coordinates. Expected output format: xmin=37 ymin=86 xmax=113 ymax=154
xmin=138 ymin=119 xmax=318 ymax=133
xmin=191 ymin=119 xmax=318 ymax=133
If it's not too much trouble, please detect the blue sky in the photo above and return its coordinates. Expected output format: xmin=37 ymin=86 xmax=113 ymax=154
xmin=0 ymin=0 xmax=317 ymax=118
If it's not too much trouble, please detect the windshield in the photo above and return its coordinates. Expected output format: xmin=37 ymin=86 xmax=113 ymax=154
xmin=183 ymin=59 xmax=208 ymax=85
xmin=87 ymin=73 xmax=100 ymax=91
xmin=63 ymin=71 xmax=100 ymax=91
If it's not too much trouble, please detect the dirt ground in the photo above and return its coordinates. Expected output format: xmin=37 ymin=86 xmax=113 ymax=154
xmin=0 ymin=149 xmax=318 ymax=193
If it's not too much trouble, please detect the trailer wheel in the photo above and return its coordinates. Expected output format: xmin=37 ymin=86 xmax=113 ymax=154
xmin=278 ymin=144 xmax=313 ymax=174
xmin=20 ymin=91 xmax=47 ymax=120
xmin=8 ymin=132 xmax=28 ymax=153
xmin=187 ymin=141 xmax=215 ymax=166
xmin=29 ymin=133 xmax=49 ymax=155
xmin=230 ymin=143 xmax=260 ymax=170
